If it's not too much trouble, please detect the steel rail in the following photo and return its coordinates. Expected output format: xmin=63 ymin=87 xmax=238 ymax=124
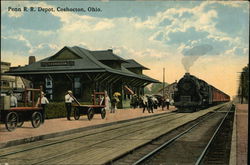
xmin=195 ymin=103 xmax=233 ymax=165
xmin=0 ymin=112 xmax=176 ymax=158
xmin=132 ymin=105 xmax=227 ymax=165
xmin=31 ymin=114 xmax=185 ymax=165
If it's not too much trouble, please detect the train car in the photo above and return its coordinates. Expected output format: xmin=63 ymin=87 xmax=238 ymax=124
xmin=174 ymin=73 xmax=230 ymax=112
xmin=210 ymin=86 xmax=230 ymax=103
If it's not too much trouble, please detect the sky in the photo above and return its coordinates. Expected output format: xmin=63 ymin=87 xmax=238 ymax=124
xmin=1 ymin=1 xmax=249 ymax=98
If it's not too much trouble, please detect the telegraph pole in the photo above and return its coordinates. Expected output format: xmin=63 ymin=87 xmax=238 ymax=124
xmin=162 ymin=67 xmax=165 ymax=110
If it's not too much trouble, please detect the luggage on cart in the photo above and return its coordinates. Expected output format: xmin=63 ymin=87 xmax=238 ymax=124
xmin=0 ymin=86 xmax=44 ymax=131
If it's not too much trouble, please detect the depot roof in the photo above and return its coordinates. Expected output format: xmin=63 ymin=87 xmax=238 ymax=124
xmin=5 ymin=46 xmax=159 ymax=83
xmin=90 ymin=49 xmax=127 ymax=62
xmin=122 ymin=59 xmax=149 ymax=70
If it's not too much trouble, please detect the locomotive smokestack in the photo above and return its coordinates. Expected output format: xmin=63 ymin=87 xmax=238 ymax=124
xmin=185 ymin=72 xmax=190 ymax=76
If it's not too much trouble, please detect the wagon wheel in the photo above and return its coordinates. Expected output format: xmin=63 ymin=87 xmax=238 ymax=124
xmin=5 ymin=112 xmax=18 ymax=132
xmin=87 ymin=108 xmax=94 ymax=121
xmin=101 ymin=108 xmax=106 ymax=119
xmin=17 ymin=117 xmax=24 ymax=127
xmin=74 ymin=108 xmax=80 ymax=120
xmin=31 ymin=112 xmax=42 ymax=128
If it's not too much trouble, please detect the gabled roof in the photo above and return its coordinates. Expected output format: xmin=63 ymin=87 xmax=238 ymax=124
xmin=49 ymin=46 xmax=82 ymax=60
xmin=6 ymin=46 xmax=106 ymax=73
xmin=90 ymin=49 xmax=127 ymax=62
xmin=122 ymin=59 xmax=149 ymax=70
xmin=5 ymin=46 xmax=159 ymax=83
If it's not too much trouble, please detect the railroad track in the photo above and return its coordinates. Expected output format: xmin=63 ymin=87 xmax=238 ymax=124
xmin=112 ymin=103 xmax=234 ymax=165
xmin=197 ymin=104 xmax=235 ymax=165
xmin=0 ymin=112 xmax=183 ymax=164
xmin=0 ymin=112 xmax=176 ymax=157
xmin=0 ymin=103 xmax=229 ymax=165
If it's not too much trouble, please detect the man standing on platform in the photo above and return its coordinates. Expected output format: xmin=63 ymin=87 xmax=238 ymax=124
xmin=36 ymin=92 xmax=49 ymax=123
xmin=9 ymin=91 xmax=18 ymax=107
xmin=65 ymin=90 xmax=74 ymax=120
xmin=166 ymin=98 xmax=170 ymax=110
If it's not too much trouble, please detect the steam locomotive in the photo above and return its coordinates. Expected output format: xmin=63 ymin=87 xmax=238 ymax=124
xmin=174 ymin=73 xmax=230 ymax=112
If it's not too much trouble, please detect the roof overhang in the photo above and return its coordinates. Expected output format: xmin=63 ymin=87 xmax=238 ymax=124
xmin=4 ymin=69 xmax=106 ymax=76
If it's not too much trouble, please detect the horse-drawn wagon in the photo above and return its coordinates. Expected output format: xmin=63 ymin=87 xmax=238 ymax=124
xmin=0 ymin=87 xmax=43 ymax=131
xmin=72 ymin=92 xmax=106 ymax=121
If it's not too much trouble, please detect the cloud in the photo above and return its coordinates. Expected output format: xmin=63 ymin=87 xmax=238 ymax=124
xmin=29 ymin=43 xmax=59 ymax=57
xmin=2 ymin=1 xmax=62 ymax=31
xmin=225 ymin=47 xmax=249 ymax=56
xmin=1 ymin=35 xmax=31 ymax=53
xmin=159 ymin=18 xmax=172 ymax=27
xmin=7 ymin=10 xmax=24 ymax=18
xmin=212 ymin=5 xmax=248 ymax=35
xmin=1 ymin=1 xmax=248 ymax=98
xmin=145 ymin=1 xmax=248 ymax=60
xmin=1 ymin=51 xmax=29 ymax=66
xmin=2 ymin=12 xmax=62 ymax=31
xmin=166 ymin=27 xmax=209 ymax=45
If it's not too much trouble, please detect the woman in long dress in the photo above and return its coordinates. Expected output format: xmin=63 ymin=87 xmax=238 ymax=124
xmin=104 ymin=91 xmax=111 ymax=111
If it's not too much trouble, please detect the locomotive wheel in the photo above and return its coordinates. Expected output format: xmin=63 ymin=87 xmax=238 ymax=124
xmin=5 ymin=112 xmax=18 ymax=132
xmin=31 ymin=112 xmax=42 ymax=128
xmin=74 ymin=108 xmax=80 ymax=120
xmin=87 ymin=108 xmax=94 ymax=121
xmin=101 ymin=108 xmax=106 ymax=119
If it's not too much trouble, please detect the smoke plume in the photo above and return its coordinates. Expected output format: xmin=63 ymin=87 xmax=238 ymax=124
xmin=182 ymin=44 xmax=213 ymax=72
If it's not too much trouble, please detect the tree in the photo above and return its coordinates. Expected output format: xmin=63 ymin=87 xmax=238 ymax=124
xmin=238 ymin=64 xmax=249 ymax=103
xmin=144 ymin=82 xmax=168 ymax=95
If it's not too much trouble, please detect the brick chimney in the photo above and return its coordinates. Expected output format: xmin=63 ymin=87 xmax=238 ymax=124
xmin=29 ymin=56 xmax=36 ymax=65
xmin=107 ymin=49 xmax=113 ymax=53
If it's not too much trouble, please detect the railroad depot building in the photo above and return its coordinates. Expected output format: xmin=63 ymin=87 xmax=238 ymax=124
xmin=6 ymin=46 xmax=159 ymax=108
xmin=1 ymin=62 xmax=31 ymax=95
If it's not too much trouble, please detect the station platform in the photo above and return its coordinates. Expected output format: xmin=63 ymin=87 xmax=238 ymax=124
xmin=230 ymin=104 xmax=248 ymax=165
xmin=0 ymin=107 xmax=174 ymax=148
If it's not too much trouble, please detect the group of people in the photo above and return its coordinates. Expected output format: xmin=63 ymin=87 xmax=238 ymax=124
xmin=64 ymin=90 xmax=121 ymax=120
xmin=64 ymin=92 xmax=171 ymax=120
xmin=130 ymin=94 xmax=171 ymax=112
xmin=8 ymin=91 xmax=49 ymax=123
xmin=7 ymin=90 xmax=171 ymax=122
xmin=35 ymin=90 xmax=121 ymax=121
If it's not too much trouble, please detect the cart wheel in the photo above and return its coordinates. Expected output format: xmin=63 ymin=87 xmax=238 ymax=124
xmin=31 ymin=112 xmax=42 ymax=128
xmin=5 ymin=112 xmax=18 ymax=132
xmin=74 ymin=108 xmax=80 ymax=120
xmin=87 ymin=108 xmax=94 ymax=121
xmin=17 ymin=118 xmax=24 ymax=127
xmin=101 ymin=108 xmax=106 ymax=119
